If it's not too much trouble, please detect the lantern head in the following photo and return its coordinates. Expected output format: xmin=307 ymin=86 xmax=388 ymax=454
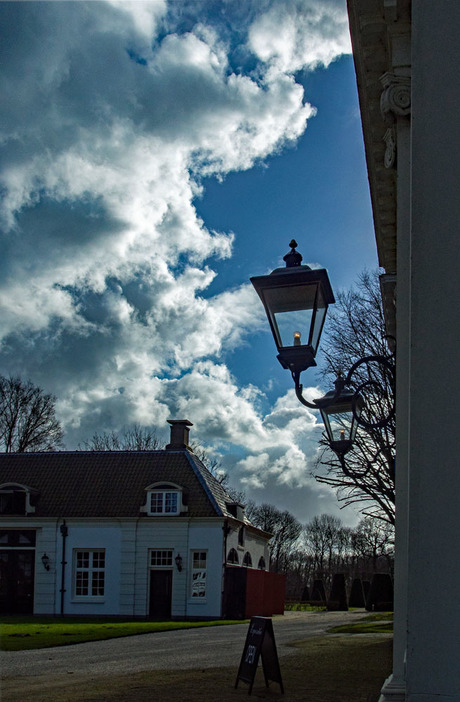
xmin=316 ymin=381 xmax=364 ymax=457
xmin=250 ymin=240 xmax=335 ymax=374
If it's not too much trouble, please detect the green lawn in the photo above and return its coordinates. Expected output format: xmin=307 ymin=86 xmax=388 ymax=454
xmin=1 ymin=611 xmax=393 ymax=652
xmin=0 ymin=617 xmax=245 ymax=651
xmin=284 ymin=603 xmax=327 ymax=612
xmin=328 ymin=611 xmax=394 ymax=635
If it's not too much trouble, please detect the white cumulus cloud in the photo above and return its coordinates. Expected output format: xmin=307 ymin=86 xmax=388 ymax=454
xmin=0 ymin=0 xmax=352 ymax=521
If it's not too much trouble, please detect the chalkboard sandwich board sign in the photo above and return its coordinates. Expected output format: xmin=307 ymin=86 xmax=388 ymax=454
xmin=235 ymin=616 xmax=284 ymax=695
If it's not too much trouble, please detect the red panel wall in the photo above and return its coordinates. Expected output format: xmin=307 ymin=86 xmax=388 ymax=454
xmin=244 ymin=570 xmax=285 ymax=618
xmin=264 ymin=571 xmax=286 ymax=615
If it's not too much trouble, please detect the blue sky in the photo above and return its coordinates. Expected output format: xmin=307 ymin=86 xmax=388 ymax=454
xmin=0 ymin=0 xmax=377 ymax=525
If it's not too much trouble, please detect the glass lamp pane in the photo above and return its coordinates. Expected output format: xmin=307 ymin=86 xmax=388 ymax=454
xmin=264 ymin=283 xmax=318 ymax=348
xmin=324 ymin=410 xmax=354 ymax=444
xmin=273 ymin=308 xmax=313 ymax=348
xmin=310 ymin=288 xmax=327 ymax=352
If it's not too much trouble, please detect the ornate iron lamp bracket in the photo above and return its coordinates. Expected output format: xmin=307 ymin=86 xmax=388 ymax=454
xmin=293 ymin=353 xmax=395 ymax=430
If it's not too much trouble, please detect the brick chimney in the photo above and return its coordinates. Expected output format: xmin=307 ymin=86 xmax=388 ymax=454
xmin=165 ymin=419 xmax=193 ymax=450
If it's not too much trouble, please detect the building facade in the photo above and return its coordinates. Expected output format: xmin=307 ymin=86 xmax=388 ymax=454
xmin=0 ymin=420 xmax=277 ymax=620
xmin=347 ymin=2 xmax=460 ymax=700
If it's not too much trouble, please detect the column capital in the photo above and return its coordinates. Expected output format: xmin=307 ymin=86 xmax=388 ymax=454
xmin=380 ymin=73 xmax=411 ymax=123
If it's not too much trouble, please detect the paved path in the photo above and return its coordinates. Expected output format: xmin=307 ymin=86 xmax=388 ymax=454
xmin=1 ymin=611 xmax=364 ymax=682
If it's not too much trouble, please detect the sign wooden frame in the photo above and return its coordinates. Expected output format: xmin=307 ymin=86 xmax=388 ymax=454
xmin=235 ymin=616 xmax=284 ymax=695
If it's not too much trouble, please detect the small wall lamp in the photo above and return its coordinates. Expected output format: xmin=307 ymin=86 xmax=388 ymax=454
xmin=175 ymin=553 xmax=183 ymax=572
xmin=41 ymin=553 xmax=50 ymax=571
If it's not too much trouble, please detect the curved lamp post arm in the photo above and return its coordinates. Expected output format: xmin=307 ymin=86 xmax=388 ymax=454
xmin=293 ymin=371 xmax=319 ymax=410
xmin=293 ymin=353 xmax=395 ymax=427
xmin=292 ymin=370 xmax=345 ymax=410
xmin=342 ymin=354 xmax=395 ymax=387
xmin=342 ymin=354 xmax=396 ymax=430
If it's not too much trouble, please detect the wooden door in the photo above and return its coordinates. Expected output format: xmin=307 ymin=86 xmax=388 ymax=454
xmin=149 ymin=569 xmax=172 ymax=619
xmin=0 ymin=550 xmax=35 ymax=614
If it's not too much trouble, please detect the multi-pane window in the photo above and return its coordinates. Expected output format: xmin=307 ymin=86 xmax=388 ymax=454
xmin=227 ymin=548 xmax=239 ymax=564
xmin=74 ymin=550 xmax=105 ymax=598
xmin=149 ymin=491 xmax=179 ymax=515
xmin=0 ymin=530 xmax=36 ymax=547
xmin=0 ymin=489 xmax=26 ymax=515
xmin=150 ymin=550 xmax=173 ymax=567
xmin=191 ymin=551 xmax=207 ymax=598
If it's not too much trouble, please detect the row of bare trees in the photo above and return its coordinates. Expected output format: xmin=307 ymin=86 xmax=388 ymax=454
xmin=246 ymin=506 xmax=394 ymax=599
xmin=288 ymin=513 xmax=394 ymax=599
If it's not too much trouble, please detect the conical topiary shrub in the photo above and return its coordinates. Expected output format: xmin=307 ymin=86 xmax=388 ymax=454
xmin=301 ymin=585 xmax=310 ymax=602
xmin=310 ymin=579 xmax=327 ymax=605
xmin=349 ymin=578 xmax=366 ymax=607
xmin=365 ymin=573 xmax=394 ymax=611
xmin=327 ymin=573 xmax=348 ymax=611
xmin=362 ymin=580 xmax=371 ymax=601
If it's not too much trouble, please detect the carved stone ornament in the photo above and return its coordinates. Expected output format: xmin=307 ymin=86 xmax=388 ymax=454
xmin=380 ymin=72 xmax=411 ymax=123
xmin=383 ymin=127 xmax=396 ymax=169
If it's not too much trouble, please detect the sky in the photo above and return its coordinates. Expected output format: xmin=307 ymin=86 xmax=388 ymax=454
xmin=0 ymin=0 xmax=378 ymax=527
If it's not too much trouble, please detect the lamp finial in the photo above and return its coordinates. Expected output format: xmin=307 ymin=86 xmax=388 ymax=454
xmin=283 ymin=240 xmax=303 ymax=268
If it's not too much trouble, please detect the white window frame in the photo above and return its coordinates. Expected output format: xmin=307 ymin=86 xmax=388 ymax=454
xmin=141 ymin=482 xmax=187 ymax=516
xmin=190 ymin=550 xmax=207 ymax=600
xmin=149 ymin=490 xmax=180 ymax=515
xmin=150 ymin=549 xmax=173 ymax=568
xmin=73 ymin=549 xmax=106 ymax=601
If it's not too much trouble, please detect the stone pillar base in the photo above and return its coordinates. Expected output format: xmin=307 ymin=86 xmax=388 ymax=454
xmin=378 ymin=674 xmax=406 ymax=701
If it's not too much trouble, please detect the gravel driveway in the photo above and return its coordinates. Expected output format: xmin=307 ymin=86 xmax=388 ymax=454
xmin=1 ymin=611 xmax=364 ymax=682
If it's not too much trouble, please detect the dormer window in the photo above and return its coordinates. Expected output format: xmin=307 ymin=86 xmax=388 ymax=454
xmin=140 ymin=482 xmax=187 ymax=516
xmin=0 ymin=484 xmax=36 ymax=515
xmin=225 ymin=502 xmax=245 ymax=521
xmin=151 ymin=490 xmax=178 ymax=514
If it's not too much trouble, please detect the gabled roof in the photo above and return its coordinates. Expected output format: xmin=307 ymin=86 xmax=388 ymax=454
xmin=0 ymin=450 xmax=241 ymax=520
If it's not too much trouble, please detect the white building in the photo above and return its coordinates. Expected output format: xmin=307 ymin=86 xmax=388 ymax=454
xmin=347 ymin=2 xmax=460 ymax=700
xmin=0 ymin=420 xmax=280 ymax=620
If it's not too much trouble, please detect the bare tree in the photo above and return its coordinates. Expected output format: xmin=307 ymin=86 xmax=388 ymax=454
xmin=249 ymin=503 xmax=302 ymax=572
xmin=0 ymin=375 xmax=63 ymax=452
xmin=315 ymin=271 xmax=395 ymax=524
xmin=80 ymin=424 xmax=161 ymax=451
xmin=303 ymin=514 xmax=350 ymax=580
xmin=350 ymin=516 xmax=394 ymax=572
xmin=190 ymin=443 xmax=228 ymax=484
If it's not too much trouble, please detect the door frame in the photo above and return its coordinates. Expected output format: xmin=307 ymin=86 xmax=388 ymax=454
xmin=148 ymin=548 xmax=174 ymax=619
xmin=0 ymin=548 xmax=36 ymax=615
xmin=148 ymin=568 xmax=173 ymax=619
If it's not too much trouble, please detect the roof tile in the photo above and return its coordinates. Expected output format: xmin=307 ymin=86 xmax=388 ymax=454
xmin=0 ymin=450 xmax=236 ymax=519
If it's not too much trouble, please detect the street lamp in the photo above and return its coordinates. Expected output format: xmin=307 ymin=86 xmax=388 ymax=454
xmin=251 ymin=242 xmax=395 ymax=471
xmin=250 ymin=239 xmax=335 ymax=375
xmin=317 ymin=380 xmax=362 ymax=457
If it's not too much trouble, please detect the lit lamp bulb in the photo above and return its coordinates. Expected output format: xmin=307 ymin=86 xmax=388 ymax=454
xmin=339 ymin=429 xmax=346 ymax=441
xmin=293 ymin=331 xmax=301 ymax=346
